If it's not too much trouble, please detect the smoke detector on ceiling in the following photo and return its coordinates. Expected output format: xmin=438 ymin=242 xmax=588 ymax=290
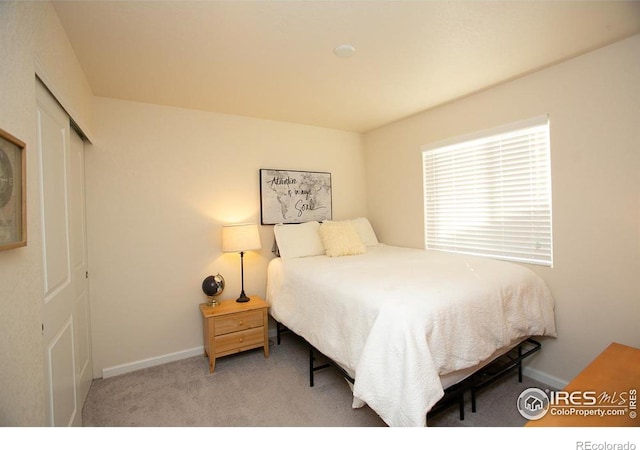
xmin=334 ymin=44 xmax=356 ymax=58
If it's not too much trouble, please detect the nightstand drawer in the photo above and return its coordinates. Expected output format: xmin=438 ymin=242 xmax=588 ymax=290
xmin=214 ymin=327 xmax=264 ymax=356
xmin=214 ymin=310 xmax=263 ymax=335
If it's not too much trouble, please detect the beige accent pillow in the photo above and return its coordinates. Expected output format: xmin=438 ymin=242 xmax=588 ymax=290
xmin=319 ymin=220 xmax=366 ymax=257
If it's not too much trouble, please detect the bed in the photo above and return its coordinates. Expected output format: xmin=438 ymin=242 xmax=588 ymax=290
xmin=266 ymin=218 xmax=557 ymax=427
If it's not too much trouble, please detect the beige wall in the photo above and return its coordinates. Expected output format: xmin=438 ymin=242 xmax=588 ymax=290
xmin=0 ymin=1 xmax=93 ymax=425
xmin=85 ymin=97 xmax=367 ymax=377
xmin=364 ymin=34 xmax=640 ymax=386
xmin=2 ymin=0 xmax=638 ymax=425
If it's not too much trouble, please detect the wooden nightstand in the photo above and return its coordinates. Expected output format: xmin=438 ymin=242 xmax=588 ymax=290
xmin=199 ymin=295 xmax=269 ymax=373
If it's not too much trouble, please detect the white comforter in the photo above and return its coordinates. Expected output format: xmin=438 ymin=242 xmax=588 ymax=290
xmin=266 ymin=245 xmax=556 ymax=427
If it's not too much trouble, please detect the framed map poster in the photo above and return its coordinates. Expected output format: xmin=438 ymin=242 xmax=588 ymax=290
xmin=260 ymin=169 xmax=332 ymax=224
xmin=0 ymin=127 xmax=26 ymax=251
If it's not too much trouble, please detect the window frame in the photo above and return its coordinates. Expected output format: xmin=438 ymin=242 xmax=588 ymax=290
xmin=421 ymin=115 xmax=553 ymax=267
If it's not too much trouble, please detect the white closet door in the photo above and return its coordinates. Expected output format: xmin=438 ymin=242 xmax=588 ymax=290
xmin=37 ymin=80 xmax=91 ymax=426
xmin=69 ymin=125 xmax=92 ymax=408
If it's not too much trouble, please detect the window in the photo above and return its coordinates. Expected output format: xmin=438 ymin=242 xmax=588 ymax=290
xmin=422 ymin=116 xmax=553 ymax=266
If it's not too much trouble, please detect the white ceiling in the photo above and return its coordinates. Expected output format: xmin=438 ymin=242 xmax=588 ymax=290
xmin=52 ymin=1 xmax=640 ymax=133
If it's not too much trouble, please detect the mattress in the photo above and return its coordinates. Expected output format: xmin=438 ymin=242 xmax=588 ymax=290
xmin=266 ymin=244 xmax=556 ymax=426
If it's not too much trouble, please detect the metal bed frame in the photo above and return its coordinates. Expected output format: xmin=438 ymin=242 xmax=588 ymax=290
xmin=275 ymin=320 xmax=542 ymax=421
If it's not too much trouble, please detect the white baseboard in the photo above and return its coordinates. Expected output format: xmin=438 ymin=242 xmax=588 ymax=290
xmin=102 ymin=346 xmax=204 ymax=379
xmin=101 ymin=340 xmax=568 ymax=392
xmin=102 ymin=327 xmax=279 ymax=379
xmin=522 ymin=366 xmax=567 ymax=390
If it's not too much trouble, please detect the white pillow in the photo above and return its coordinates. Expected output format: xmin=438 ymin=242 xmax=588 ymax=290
xmin=273 ymin=221 xmax=325 ymax=259
xmin=319 ymin=220 xmax=366 ymax=257
xmin=351 ymin=217 xmax=379 ymax=247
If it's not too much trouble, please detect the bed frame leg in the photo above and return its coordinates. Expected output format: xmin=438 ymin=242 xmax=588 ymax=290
xmin=471 ymin=387 xmax=477 ymax=413
xmin=518 ymin=345 xmax=523 ymax=382
xmin=276 ymin=322 xmax=282 ymax=345
xmin=309 ymin=345 xmax=315 ymax=387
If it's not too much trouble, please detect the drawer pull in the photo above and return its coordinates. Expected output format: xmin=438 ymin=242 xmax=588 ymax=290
xmin=239 ymin=338 xmax=244 ymax=343
xmin=238 ymin=320 xmax=243 ymax=325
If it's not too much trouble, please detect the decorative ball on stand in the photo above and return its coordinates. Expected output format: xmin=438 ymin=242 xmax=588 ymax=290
xmin=202 ymin=273 xmax=225 ymax=306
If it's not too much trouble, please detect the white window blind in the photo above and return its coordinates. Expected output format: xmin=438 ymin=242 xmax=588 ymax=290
xmin=422 ymin=116 xmax=553 ymax=266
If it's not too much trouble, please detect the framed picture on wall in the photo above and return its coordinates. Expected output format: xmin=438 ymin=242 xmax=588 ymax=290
xmin=260 ymin=169 xmax=332 ymax=224
xmin=0 ymin=127 xmax=27 ymax=251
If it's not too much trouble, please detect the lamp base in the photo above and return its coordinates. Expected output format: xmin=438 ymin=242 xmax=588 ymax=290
xmin=236 ymin=292 xmax=250 ymax=303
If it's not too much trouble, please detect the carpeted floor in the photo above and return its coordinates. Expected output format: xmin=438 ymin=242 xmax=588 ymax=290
xmin=82 ymin=333 xmax=551 ymax=427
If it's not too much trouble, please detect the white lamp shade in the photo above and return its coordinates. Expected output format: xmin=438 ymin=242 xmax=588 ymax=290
xmin=222 ymin=223 xmax=262 ymax=253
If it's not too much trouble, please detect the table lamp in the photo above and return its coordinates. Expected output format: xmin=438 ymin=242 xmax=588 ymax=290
xmin=222 ymin=223 xmax=262 ymax=302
